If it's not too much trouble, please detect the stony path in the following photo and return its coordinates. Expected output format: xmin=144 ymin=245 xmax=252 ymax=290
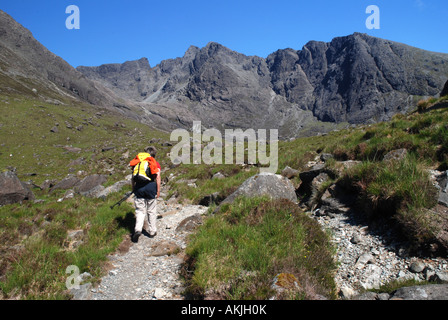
xmin=89 ymin=200 xmax=208 ymax=300
xmin=311 ymin=207 xmax=448 ymax=299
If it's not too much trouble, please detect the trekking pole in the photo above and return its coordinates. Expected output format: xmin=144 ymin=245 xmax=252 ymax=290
xmin=110 ymin=191 xmax=133 ymax=209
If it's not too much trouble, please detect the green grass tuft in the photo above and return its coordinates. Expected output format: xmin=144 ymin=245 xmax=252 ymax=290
xmin=183 ymin=197 xmax=337 ymax=300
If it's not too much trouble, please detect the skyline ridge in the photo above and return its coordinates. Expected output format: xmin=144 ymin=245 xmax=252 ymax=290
xmin=77 ymin=32 xmax=448 ymax=69
xmin=1 ymin=1 xmax=447 ymax=68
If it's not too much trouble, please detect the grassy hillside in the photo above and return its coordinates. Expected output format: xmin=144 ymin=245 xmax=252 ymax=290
xmin=0 ymin=95 xmax=170 ymax=185
xmin=0 ymin=93 xmax=170 ymax=299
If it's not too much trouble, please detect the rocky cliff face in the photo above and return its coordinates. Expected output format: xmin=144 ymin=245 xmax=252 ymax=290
xmin=79 ymin=43 xmax=318 ymax=137
xmin=78 ymin=33 xmax=448 ymax=137
xmin=284 ymin=33 xmax=448 ymax=124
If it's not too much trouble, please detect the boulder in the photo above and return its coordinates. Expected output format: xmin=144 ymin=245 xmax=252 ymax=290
xmin=0 ymin=171 xmax=35 ymax=205
xmin=96 ymin=179 xmax=130 ymax=199
xmin=40 ymin=179 xmax=57 ymax=190
xmin=281 ymin=166 xmax=299 ymax=179
xmin=220 ymin=172 xmax=297 ymax=206
xmin=75 ymin=174 xmax=107 ymax=197
xmin=311 ymin=172 xmax=330 ymax=191
xmin=409 ymin=261 xmax=426 ymax=273
xmin=299 ymin=164 xmax=326 ymax=183
xmin=390 ymin=284 xmax=448 ymax=300
xmin=270 ymin=273 xmax=300 ymax=299
xmin=65 ymin=229 xmax=85 ymax=250
xmin=340 ymin=160 xmax=362 ymax=170
xmin=50 ymin=175 xmax=80 ymax=193
xmin=70 ymin=283 xmax=92 ymax=300
xmin=68 ymin=157 xmax=85 ymax=167
xmin=318 ymin=183 xmax=357 ymax=214
xmin=432 ymin=271 xmax=448 ymax=283
xmin=359 ymin=264 xmax=382 ymax=290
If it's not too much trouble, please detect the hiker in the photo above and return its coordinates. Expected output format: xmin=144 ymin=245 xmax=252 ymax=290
xmin=130 ymin=146 xmax=161 ymax=242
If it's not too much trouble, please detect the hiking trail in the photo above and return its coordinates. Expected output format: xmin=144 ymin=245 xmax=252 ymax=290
xmin=89 ymin=194 xmax=207 ymax=300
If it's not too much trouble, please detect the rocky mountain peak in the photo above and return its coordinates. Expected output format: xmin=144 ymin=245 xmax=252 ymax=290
xmin=3 ymin=8 xmax=447 ymax=138
xmin=76 ymin=32 xmax=448 ymax=137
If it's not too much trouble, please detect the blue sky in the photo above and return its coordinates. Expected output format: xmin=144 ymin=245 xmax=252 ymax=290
xmin=1 ymin=1 xmax=447 ymax=68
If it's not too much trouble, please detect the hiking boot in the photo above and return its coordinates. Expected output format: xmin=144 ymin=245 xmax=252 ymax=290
xmin=132 ymin=231 xmax=141 ymax=243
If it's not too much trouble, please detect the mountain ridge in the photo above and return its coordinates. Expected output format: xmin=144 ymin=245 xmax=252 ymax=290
xmin=77 ymin=33 xmax=448 ymax=137
xmin=1 ymin=9 xmax=448 ymax=138
xmin=0 ymin=10 xmax=141 ymax=120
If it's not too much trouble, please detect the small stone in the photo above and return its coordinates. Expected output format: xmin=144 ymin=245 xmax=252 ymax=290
xmin=377 ymin=293 xmax=390 ymax=300
xmin=340 ymin=286 xmax=356 ymax=299
xmin=360 ymin=264 xmax=382 ymax=290
xmin=153 ymin=288 xmax=166 ymax=299
xmin=148 ymin=240 xmax=180 ymax=257
xmin=409 ymin=261 xmax=425 ymax=273
xmin=350 ymin=233 xmax=363 ymax=244
xmin=383 ymin=148 xmax=407 ymax=162
xmin=355 ymin=291 xmax=378 ymax=300
xmin=212 ymin=172 xmax=225 ymax=180
xmin=356 ymin=253 xmax=374 ymax=267
xmin=320 ymin=153 xmax=334 ymax=162
xmin=281 ymin=166 xmax=299 ymax=179
xmin=432 ymin=271 xmax=448 ymax=283
xmin=424 ymin=267 xmax=436 ymax=281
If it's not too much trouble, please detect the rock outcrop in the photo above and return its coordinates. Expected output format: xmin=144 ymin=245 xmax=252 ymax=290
xmin=220 ymin=172 xmax=298 ymax=206
xmin=0 ymin=171 xmax=35 ymax=205
xmin=74 ymin=174 xmax=108 ymax=197
xmin=49 ymin=174 xmax=122 ymax=199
